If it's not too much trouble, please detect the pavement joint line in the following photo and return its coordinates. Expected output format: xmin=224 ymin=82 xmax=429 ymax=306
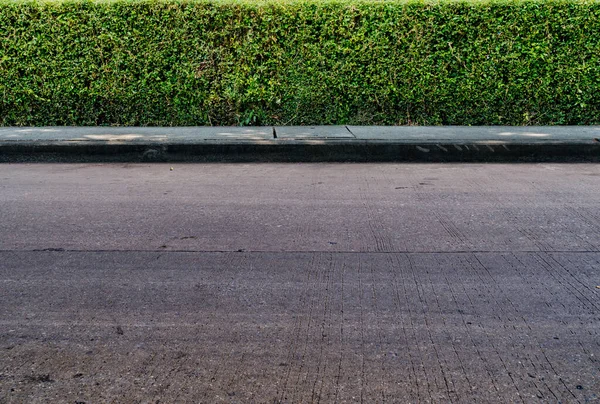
xmin=345 ymin=125 xmax=356 ymax=138
xmin=5 ymin=249 xmax=600 ymax=254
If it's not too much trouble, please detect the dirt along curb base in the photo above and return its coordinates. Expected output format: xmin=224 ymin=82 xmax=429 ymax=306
xmin=1 ymin=126 xmax=599 ymax=163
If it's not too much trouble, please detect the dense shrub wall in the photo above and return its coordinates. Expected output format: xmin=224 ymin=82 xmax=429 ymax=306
xmin=1 ymin=0 xmax=599 ymax=125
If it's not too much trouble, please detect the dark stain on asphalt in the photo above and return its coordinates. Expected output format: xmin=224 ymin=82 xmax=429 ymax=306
xmin=24 ymin=374 xmax=53 ymax=383
xmin=173 ymin=351 xmax=188 ymax=360
xmin=115 ymin=326 xmax=124 ymax=335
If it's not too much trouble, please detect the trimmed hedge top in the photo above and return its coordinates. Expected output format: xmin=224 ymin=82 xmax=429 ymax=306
xmin=1 ymin=0 xmax=600 ymax=125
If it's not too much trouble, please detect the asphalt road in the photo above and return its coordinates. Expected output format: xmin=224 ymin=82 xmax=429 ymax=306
xmin=1 ymin=163 xmax=599 ymax=403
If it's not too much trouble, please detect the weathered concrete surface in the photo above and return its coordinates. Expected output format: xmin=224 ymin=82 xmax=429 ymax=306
xmin=275 ymin=126 xmax=354 ymax=139
xmin=1 ymin=126 xmax=598 ymax=162
xmin=1 ymin=164 xmax=598 ymax=253
xmin=348 ymin=125 xmax=600 ymax=143
xmin=2 ymin=125 xmax=598 ymax=143
xmin=1 ymin=251 xmax=599 ymax=403
xmin=0 ymin=126 xmax=274 ymax=143
xmin=0 ymin=164 xmax=599 ymax=403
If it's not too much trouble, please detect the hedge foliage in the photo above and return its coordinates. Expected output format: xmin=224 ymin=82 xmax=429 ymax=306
xmin=1 ymin=0 xmax=600 ymax=125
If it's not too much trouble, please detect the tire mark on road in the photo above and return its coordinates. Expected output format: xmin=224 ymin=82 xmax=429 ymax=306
xmin=364 ymin=255 xmax=387 ymax=403
xmin=455 ymin=254 xmax=527 ymax=402
xmin=280 ymin=253 xmax=321 ymax=403
xmin=470 ymin=253 xmax=561 ymax=400
xmin=438 ymin=254 xmax=503 ymax=401
xmin=310 ymin=254 xmax=335 ymax=403
xmin=532 ymin=253 xmax=600 ymax=312
xmin=360 ymin=175 xmax=394 ymax=253
xmin=423 ymin=254 xmax=475 ymax=400
xmin=435 ymin=212 xmax=469 ymax=248
xmin=277 ymin=254 xmax=318 ymax=402
xmin=333 ymin=261 xmax=346 ymax=403
xmin=406 ymin=254 xmax=454 ymax=402
xmin=485 ymin=253 xmax=581 ymax=401
xmin=541 ymin=252 xmax=600 ymax=310
xmin=357 ymin=255 xmax=366 ymax=404
xmin=388 ymin=254 xmax=420 ymax=402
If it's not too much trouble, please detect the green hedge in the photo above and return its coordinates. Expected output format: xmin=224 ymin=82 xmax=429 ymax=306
xmin=1 ymin=0 xmax=600 ymax=125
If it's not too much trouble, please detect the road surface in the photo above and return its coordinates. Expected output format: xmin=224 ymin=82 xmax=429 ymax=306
xmin=1 ymin=163 xmax=599 ymax=402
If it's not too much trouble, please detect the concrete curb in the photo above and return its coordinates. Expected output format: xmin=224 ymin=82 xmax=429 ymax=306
xmin=1 ymin=126 xmax=599 ymax=162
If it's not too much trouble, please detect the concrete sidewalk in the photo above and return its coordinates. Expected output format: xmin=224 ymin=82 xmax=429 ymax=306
xmin=1 ymin=125 xmax=599 ymax=162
